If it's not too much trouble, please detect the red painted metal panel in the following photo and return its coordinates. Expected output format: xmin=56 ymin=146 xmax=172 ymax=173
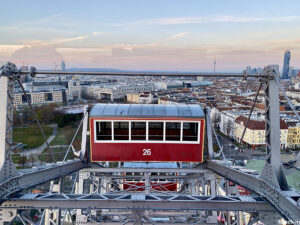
xmin=123 ymin=182 xmax=177 ymax=192
xmin=237 ymin=185 xmax=251 ymax=196
xmin=90 ymin=118 xmax=205 ymax=162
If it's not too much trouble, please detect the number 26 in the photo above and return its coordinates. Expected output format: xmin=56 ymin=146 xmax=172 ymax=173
xmin=143 ymin=149 xmax=151 ymax=156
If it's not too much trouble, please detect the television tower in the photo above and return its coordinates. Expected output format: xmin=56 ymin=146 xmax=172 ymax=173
xmin=214 ymin=57 xmax=216 ymax=73
xmin=61 ymin=59 xmax=66 ymax=71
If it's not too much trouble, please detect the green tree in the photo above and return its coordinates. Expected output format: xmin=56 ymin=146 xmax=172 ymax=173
xmin=35 ymin=103 xmax=59 ymax=123
xmin=12 ymin=154 xmax=27 ymax=168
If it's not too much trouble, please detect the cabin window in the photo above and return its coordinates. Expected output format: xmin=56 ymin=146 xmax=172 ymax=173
xmin=183 ymin=122 xmax=198 ymax=141
xmin=114 ymin=122 xmax=129 ymax=140
xmin=96 ymin=121 xmax=112 ymax=140
xmin=95 ymin=120 xmax=199 ymax=143
xmin=148 ymin=122 xmax=164 ymax=141
xmin=165 ymin=122 xmax=181 ymax=141
xmin=131 ymin=122 xmax=146 ymax=140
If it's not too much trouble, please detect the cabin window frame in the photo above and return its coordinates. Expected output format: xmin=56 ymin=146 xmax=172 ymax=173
xmin=148 ymin=121 xmax=164 ymax=141
xmin=94 ymin=119 xmax=201 ymax=144
xmin=113 ymin=121 xmax=130 ymax=141
xmin=95 ymin=121 xmax=113 ymax=141
xmin=165 ymin=122 xmax=181 ymax=141
xmin=131 ymin=121 xmax=147 ymax=141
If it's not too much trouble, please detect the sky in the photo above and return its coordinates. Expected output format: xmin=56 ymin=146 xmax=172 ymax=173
xmin=0 ymin=0 xmax=300 ymax=72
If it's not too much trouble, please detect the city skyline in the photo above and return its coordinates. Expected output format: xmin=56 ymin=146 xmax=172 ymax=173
xmin=1 ymin=0 xmax=300 ymax=71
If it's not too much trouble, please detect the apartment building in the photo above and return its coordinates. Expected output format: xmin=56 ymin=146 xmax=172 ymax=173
xmin=287 ymin=124 xmax=300 ymax=149
xmin=14 ymin=85 xmax=67 ymax=110
xmin=127 ymin=92 xmax=155 ymax=104
xmin=68 ymin=77 xmax=82 ymax=101
xmin=234 ymin=116 xmax=288 ymax=149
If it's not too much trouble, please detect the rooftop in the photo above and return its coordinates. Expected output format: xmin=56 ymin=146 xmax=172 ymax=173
xmin=235 ymin=115 xmax=288 ymax=130
xmin=90 ymin=103 xmax=205 ymax=118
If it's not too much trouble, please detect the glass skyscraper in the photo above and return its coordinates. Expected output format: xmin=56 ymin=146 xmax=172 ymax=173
xmin=282 ymin=50 xmax=290 ymax=79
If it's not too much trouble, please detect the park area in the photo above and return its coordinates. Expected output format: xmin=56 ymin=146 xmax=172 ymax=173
xmin=13 ymin=124 xmax=53 ymax=149
xmin=12 ymin=123 xmax=82 ymax=164
xmin=50 ymin=125 xmax=81 ymax=146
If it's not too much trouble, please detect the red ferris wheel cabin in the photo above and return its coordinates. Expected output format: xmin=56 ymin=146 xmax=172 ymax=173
xmin=89 ymin=104 xmax=205 ymax=162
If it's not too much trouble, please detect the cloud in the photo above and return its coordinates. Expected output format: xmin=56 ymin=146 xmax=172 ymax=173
xmin=56 ymin=47 xmax=111 ymax=56
xmin=0 ymin=35 xmax=89 ymax=67
xmin=154 ymin=17 xmax=205 ymax=25
xmin=102 ymin=15 xmax=300 ymax=31
xmin=265 ymin=38 xmax=300 ymax=49
xmin=47 ymin=35 xmax=88 ymax=45
xmin=92 ymin=32 xmax=102 ymax=36
xmin=14 ymin=13 xmax=77 ymax=28
xmin=3 ymin=41 xmax=300 ymax=71
xmin=0 ymin=45 xmax=29 ymax=62
xmin=9 ymin=45 xmax=62 ymax=68
xmin=21 ymin=35 xmax=89 ymax=47
xmin=56 ymin=47 xmax=112 ymax=67
xmin=146 ymin=15 xmax=300 ymax=25
xmin=167 ymin=32 xmax=187 ymax=40
xmin=0 ymin=45 xmax=28 ymax=55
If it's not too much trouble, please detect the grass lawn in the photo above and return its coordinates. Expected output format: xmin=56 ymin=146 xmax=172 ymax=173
xmin=245 ymin=160 xmax=265 ymax=173
xmin=38 ymin=147 xmax=75 ymax=162
xmin=13 ymin=124 xmax=53 ymax=149
xmin=246 ymin=160 xmax=300 ymax=191
xmin=286 ymin=172 xmax=300 ymax=192
xmin=50 ymin=125 xmax=81 ymax=146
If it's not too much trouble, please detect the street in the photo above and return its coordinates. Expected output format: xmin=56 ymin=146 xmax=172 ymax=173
xmin=216 ymin=133 xmax=266 ymax=161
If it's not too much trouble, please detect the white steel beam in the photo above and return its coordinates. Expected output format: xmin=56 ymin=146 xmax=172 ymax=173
xmin=206 ymin=160 xmax=300 ymax=221
xmin=0 ymin=76 xmax=17 ymax=182
xmin=1 ymin=193 xmax=274 ymax=212
xmin=260 ymin=66 xmax=289 ymax=190
xmin=0 ymin=160 xmax=88 ymax=198
xmin=82 ymin=167 xmax=210 ymax=174
xmin=19 ymin=69 xmax=261 ymax=78
xmin=80 ymin=106 xmax=89 ymax=159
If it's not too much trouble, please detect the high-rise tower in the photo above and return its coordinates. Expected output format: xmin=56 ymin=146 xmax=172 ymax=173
xmin=282 ymin=50 xmax=290 ymax=79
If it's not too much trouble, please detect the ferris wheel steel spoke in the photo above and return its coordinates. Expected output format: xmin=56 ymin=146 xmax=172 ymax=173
xmin=210 ymin=117 xmax=229 ymax=166
xmin=63 ymin=110 xmax=88 ymax=162
xmin=275 ymin=77 xmax=300 ymax=121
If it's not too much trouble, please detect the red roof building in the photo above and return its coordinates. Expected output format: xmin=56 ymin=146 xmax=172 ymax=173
xmin=235 ymin=116 xmax=288 ymax=130
xmin=234 ymin=115 xmax=288 ymax=148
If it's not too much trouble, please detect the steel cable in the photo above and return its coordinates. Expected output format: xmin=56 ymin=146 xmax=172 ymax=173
xmin=232 ymin=82 xmax=263 ymax=165
xmin=17 ymin=80 xmax=56 ymax=162
xmin=275 ymin=77 xmax=300 ymax=121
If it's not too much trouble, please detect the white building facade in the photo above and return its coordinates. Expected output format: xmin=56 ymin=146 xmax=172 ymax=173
xmin=68 ymin=78 xmax=82 ymax=101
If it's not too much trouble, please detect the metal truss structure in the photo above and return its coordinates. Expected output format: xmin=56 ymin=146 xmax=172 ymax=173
xmin=0 ymin=62 xmax=300 ymax=225
xmin=3 ymin=193 xmax=273 ymax=212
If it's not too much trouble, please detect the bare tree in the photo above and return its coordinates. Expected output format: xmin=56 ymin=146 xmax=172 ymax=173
xmin=28 ymin=153 xmax=38 ymax=166
xmin=212 ymin=113 xmax=221 ymax=127
xmin=226 ymin=120 xmax=233 ymax=137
